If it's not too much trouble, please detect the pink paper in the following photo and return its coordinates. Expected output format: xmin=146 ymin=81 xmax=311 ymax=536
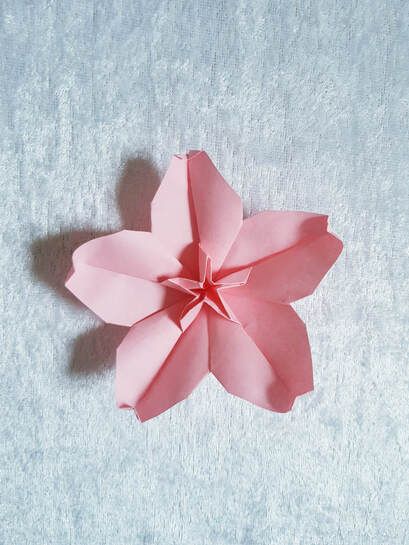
xmin=66 ymin=150 xmax=343 ymax=421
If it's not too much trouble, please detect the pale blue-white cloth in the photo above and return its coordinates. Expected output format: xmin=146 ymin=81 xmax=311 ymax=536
xmin=1 ymin=1 xmax=408 ymax=544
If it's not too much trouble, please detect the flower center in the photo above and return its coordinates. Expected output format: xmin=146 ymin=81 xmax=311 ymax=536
xmin=163 ymin=248 xmax=252 ymax=329
xmin=191 ymin=283 xmax=228 ymax=311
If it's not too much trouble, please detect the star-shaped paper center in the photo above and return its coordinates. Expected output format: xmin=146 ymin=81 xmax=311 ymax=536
xmin=163 ymin=246 xmax=251 ymax=329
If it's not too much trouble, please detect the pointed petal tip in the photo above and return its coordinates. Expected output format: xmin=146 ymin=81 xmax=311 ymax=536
xmin=134 ymin=408 xmax=145 ymax=422
xmin=115 ymin=402 xmax=149 ymax=423
xmin=117 ymin=405 xmax=147 ymax=424
xmin=333 ymin=233 xmax=344 ymax=253
xmin=65 ymin=266 xmax=75 ymax=288
xmin=327 ymin=232 xmax=344 ymax=263
xmin=172 ymin=150 xmax=205 ymax=161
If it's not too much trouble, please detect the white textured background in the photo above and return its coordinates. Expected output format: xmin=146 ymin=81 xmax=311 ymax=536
xmin=1 ymin=1 xmax=409 ymax=544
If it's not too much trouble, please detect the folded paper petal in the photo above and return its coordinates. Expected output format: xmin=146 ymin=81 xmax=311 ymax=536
xmin=189 ymin=151 xmax=243 ymax=272
xmin=151 ymin=155 xmax=198 ymax=271
xmin=70 ymin=230 xmax=183 ymax=281
xmin=151 ymin=151 xmax=242 ymax=273
xmin=116 ymin=302 xmax=186 ymax=409
xmin=136 ymin=309 xmax=209 ymax=421
xmin=221 ymin=294 xmax=313 ymax=397
xmin=240 ymin=232 xmax=343 ymax=303
xmin=66 ymin=263 xmax=183 ymax=326
xmin=221 ymin=211 xmax=329 ymax=273
xmin=207 ymin=308 xmax=295 ymax=412
xmin=66 ymin=231 xmax=185 ymax=325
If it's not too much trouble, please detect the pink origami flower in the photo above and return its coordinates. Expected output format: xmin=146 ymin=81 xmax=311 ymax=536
xmin=66 ymin=151 xmax=343 ymax=421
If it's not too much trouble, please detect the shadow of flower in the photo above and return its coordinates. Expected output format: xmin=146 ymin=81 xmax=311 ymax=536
xmin=30 ymin=156 xmax=161 ymax=375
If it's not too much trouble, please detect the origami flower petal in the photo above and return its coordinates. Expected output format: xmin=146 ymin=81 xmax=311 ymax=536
xmin=152 ymin=151 xmax=242 ymax=273
xmin=221 ymin=294 xmax=313 ymax=397
xmin=116 ymin=302 xmax=185 ymax=409
xmin=66 ymin=231 xmax=185 ymax=325
xmin=66 ymin=264 xmax=183 ymax=326
xmin=136 ymin=310 xmax=209 ymax=421
xmin=70 ymin=230 xmax=183 ymax=281
xmin=207 ymin=308 xmax=295 ymax=412
xmin=221 ymin=211 xmax=329 ymax=273
xmin=241 ymin=232 xmax=343 ymax=303
xmin=151 ymin=155 xmax=197 ymax=270
xmin=189 ymin=151 xmax=243 ymax=272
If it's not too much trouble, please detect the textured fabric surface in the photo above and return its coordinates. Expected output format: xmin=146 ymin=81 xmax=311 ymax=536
xmin=1 ymin=1 xmax=408 ymax=544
